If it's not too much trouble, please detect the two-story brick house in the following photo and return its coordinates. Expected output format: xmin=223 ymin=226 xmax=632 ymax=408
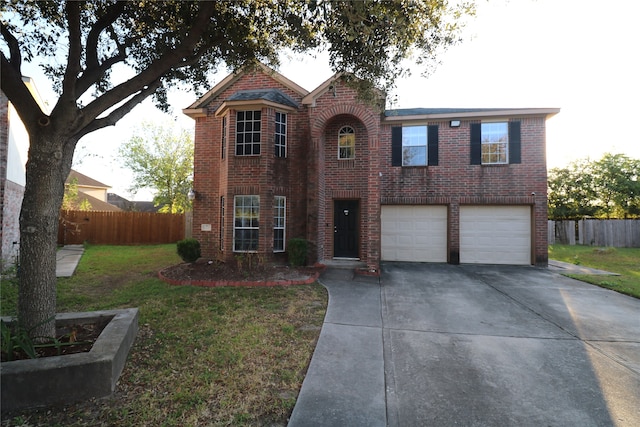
xmin=184 ymin=64 xmax=558 ymax=273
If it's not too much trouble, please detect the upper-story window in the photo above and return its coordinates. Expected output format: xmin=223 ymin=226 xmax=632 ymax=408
xmin=402 ymin=125 xmax=428 ymax=166
xmin=470 ymin=121 xmax=521 ymax=165
xmin=481 ymin=122 xmax=508 ymax=164
xmin=221 ymin=116 xmax=227 ymax=159
xmin=338 ymin=126 xmax=355 ymax=159
xmin=275 ymin=112 xmax=287 ymax=158
xmin=391 ymin=125 xmax=439 ymax=167
xmin=236 ymin=110 xmax=261 ymax=156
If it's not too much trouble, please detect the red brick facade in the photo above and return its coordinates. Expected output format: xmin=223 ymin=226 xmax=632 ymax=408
xmin=186 ymin=65 xmax=557 ymax=271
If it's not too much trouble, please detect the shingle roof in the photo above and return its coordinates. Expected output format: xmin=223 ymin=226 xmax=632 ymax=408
xmin=227 ymin=89 xmax=299 ymax=109
xmin=385 ymin=108 xmax=516 ymax=117
xmin=66 ymin=169 xmax=110 ymax=189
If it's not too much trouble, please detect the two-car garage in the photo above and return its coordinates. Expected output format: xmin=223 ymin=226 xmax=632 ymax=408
xmin=381 ymin=205 xmax=532 ymax=265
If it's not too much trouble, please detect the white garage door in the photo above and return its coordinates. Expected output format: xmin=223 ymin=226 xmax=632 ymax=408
xmin=459 ymin=206 xmax=531 ymax=265
xmin=381 ymin=206 xmax=447 ymax=262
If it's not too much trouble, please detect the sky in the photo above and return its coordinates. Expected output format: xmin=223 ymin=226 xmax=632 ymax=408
xmin=19 ymin=0 xmax=640 ymax=201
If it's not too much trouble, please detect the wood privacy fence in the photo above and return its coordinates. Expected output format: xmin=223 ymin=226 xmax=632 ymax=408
xmin=58 ymin=210 xmax=186 ymax=245
xmin=548 ymin=219 xmax=640 ymax=247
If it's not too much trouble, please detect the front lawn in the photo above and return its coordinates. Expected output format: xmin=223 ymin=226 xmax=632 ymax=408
xmin=1 ymin=244 xmax=327 ymax=426
xmin=549 ymin=244 xmax=640 ymax=298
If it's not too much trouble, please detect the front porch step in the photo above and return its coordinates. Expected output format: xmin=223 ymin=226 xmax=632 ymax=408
xmin=321 ymin=259 xmax=367 ymax=269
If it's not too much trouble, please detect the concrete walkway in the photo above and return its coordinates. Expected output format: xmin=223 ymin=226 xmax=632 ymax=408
xmin=56 ymin=245 xmax=84 ymax=277
xmin=548 ymin=259 xmax=621 ymax=275
xmin=289 ymin=264 xmax=640 ymax=427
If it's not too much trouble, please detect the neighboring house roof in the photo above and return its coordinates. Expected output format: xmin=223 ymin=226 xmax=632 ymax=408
xmin=107 ymin=193 xmax=160 ymax=213
xmin=183 ymin=63 xmax=309 ymax=118
xmin=383 ymin=107 xmax=560 ymax=122
xmin=66 ymin=169 xmax=110 ymax=189
xmin=64 ymin=192 xmax=121 ymax=212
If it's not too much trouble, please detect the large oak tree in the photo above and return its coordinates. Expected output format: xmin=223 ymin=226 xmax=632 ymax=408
xmin=1 ymin=0 xmax=474 ymax=338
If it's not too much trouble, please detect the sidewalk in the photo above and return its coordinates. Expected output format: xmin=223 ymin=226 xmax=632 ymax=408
xmin=548 ymin=259 xmax=620 ymax=275
xmin=56 ymin=245 xmax=84 ymax=277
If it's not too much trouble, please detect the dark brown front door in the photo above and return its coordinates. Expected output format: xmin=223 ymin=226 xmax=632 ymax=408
xmin=334 ymin=200 xmax=358 ymax=258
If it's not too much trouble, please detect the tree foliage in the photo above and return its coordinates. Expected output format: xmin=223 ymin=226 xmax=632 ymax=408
xmin=548 ymin=153 xmax=640 ymax=219
xmin=119 ymin=122 xmax=193 ymax=214
xmin=61 ymin=177 xmax=93 ymax=211
xmin=1 ymin=0 xmax=475 ymax=337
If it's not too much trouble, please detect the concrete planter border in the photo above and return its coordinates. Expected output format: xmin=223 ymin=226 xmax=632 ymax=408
xmin=1 ymin=308 xmax=138 ymax=412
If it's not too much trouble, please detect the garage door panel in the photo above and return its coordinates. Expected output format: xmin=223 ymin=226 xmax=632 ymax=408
xmin=382 ymin=206 xmax=447 ymax=263
xmin=460 ymin=206 xmax=531 ymax=265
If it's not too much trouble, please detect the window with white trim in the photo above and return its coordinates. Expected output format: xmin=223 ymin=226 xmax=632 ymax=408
xmin=273 ymin=196 xmax=286 ymax=252
xmin=221 ymin=116 xmax=227 ymax=159
xmin=236 ymin=110 xmax=261 ymax=156
xmin=233 ymin=195 xmax=259 ymax=251
xmin=338 ymin=126 xmax=355 ymax=159
xmin=275 ymin=112 xmax=286 ymax=157
xmin=481 ymin=122 xmax=508 ymax=164
xmin=220 ymin=196 xmax=225 ymax=251
xmin=402 ymin=125 xmax=427 ymax=166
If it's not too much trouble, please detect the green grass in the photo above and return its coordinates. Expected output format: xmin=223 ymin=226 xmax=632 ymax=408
xmin=1 ymin=244 xmax=327 ymax=426
xmin=549 ymin=244 xmax=640 ymax=298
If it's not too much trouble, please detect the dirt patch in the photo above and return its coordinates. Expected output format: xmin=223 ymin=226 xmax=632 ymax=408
xmin=159 ymin=260 xmax=322 ymax=285
xmin=1 ymin=319 xmax=108 ymax=362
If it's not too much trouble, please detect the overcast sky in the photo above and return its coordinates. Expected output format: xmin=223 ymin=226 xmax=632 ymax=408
xmin=21 ymin=0 xmax=640 ymax=201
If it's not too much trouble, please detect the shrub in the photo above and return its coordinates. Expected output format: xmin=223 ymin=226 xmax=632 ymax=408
xmin=176 ymin=238 xmax=201 ymax=263
xmin=287 ymin=238 xmax=308 ymax=267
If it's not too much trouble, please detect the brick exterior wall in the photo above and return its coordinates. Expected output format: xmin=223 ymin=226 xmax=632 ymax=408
xmin=0 ymin=91 xmax=25 ymax=269
xmin=190 ymin=68 xmax=551 ymax=270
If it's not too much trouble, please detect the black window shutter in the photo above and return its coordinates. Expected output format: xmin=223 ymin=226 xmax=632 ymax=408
xmin=391 ymin=127 xmax=402 ymax=166
xmin=427 ymin=125 xmax=439 ymax=166
xmin=509 ymin=121 xmax=521 ymax=164
xmin=470 ymin=123 xmax=481 ymax=165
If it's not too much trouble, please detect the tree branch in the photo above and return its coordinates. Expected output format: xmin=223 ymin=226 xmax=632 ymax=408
xmin=0 ymin=22 xmax=22 ymax=71
xmin=76 ymin=79 xmax=162 ymax=138
xmin=58 ymin=1 xmax=83 ymax=109
xmin=0 ymin=53 xmax=46 ymax=131
xmin=77 ymin=2 xmax=217 ymax=128
xmin=85 ymin=1 xmax=127 ymax=69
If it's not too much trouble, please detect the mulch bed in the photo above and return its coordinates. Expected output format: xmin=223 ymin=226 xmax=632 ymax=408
xmin=158 ymin=260 xmax=323 ymax=287
xmin=1 ymin=319 xmax=108 ymax=362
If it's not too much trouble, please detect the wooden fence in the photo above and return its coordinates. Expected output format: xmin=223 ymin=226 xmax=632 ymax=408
xmin=548 ymin=219 xmax=640 ymax=247
xmin=58 ymin=210 xmax=186 ymax=245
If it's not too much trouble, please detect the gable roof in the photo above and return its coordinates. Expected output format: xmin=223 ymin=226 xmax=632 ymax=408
xmin=66 ymin=169 xmax=110 ymax=189
xmin=227 ymin=89 xmax=298 ymax=108
xmin=383 ymin=107 xmax=560 ymax=122
xmin=301 ymin=73 xmax=386 ymax=107
xmin=64 ymin=192 xmax=122 ymax=212
xmin=214 ymin=88 xmax=300 ymax=117
xmin=183 ymin=63 xmax=309 ymax=118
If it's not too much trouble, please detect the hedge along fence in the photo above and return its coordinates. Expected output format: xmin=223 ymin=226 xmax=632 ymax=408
xmin=548 ymin=219 xmax=640 ymax=247
xmin=58 ymin=210 xmax=186 ymax=245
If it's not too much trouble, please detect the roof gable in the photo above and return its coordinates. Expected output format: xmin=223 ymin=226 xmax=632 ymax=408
xmin=66 ymin=169 xmax=110 ymax=189
xmin=184 ymin=63 xmax=309 ymax=118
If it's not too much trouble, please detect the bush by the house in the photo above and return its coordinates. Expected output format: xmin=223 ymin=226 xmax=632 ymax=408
xmin=287 ymin=238 xmax=308 ymax=267
xmin=176 ymin=238 xmax=201 ymax=263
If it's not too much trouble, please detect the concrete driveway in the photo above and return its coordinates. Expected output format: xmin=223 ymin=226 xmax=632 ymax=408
xmin=289 ymin=263 xmax=640 ymax=427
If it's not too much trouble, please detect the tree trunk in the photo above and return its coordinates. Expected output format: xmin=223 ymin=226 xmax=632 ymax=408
xmin=18 ymin=130 xmax=76 ymax=340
